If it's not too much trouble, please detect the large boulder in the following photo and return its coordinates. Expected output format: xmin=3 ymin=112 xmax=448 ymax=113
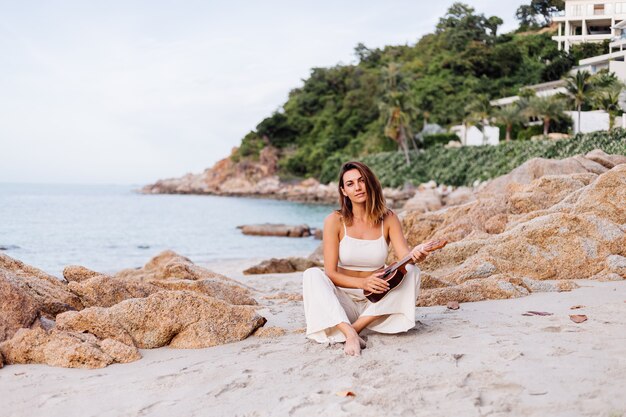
xmin=506 ymin=173 xmax=597 ymax=215
xmin=68 ymin=274 xmax=161 ymax=308
xmin=479 ymin=154 xmax=609 ymax=197
xmin=0 ymin=254 xmax=83 ymax=342
xmin=113 ymin=251 xmax=257 ymax=305
xmin=402 ymin=188 xmax=443 ymax=213
xmin=0 ymin=328 xmax=140 ymax=369
xmin=56 ymin=291 xmax=266 ymax=349
xmin=412 ymin=163 xmax=625 ymax=306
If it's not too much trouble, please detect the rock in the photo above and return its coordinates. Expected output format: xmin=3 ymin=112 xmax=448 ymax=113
xmin=313 ymin=228 xmax=323 ymax=240
xmin=606 ymin=255 xmax=626 ymax=277
xmin=585 ymin=149 xmax=626 ymax=169
xmin=243 ymin=257 xmax=321 ymax=275
xmin=406 ymin=161 xmax=626 ymax=306
xmin=254 ymin=326 xmax=287 ymax=338
xmin=442 ymin=187 xmax=475 ymax=207
xmin=0 ymin=253 xmax=84 ymax=342
xmin=0 ymin=351 xmax=3 ymax=368
xmin=506 ymin=174 xmax=597 ymax=215
xmin=308 ymin=243 xmax=324 ymax=264
xmin=151 ymin=278 xmax=257 ymax=305
xmin=56 ymin=291 xmax=266 ymax=349
xmin=63 ymin=265 xmax=101 ymax=283
xmin=0 ymin=270 xmax=42 ymax=342
xmin=113 ymin=251 xmax=257 ymax=305
xmin=402 ymin=188 xmax=443 ymax=213
xmin=418 ymin=275 xmax=530 ymax=306
xmin=566 ymin=163 xmax=626 ymax=224
xmin=479 ymin=155 xmax=608 ymax=197
xmin=68 ymin=275 xmax=161 ymax=308
xmin=238 ymin=223 xmax=311 ymax=237
xmin=0 ymin=328 xmax=140 ymax=369
xmin=402 ymin=196 xmax=508 ymax=246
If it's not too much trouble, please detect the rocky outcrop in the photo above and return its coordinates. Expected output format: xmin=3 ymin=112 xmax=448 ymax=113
xmin=1 ymin=251 xmax=265 ymax=368
xmin=0 ymin=328 xmax=140 ymax=369
xmin=56 ymin=291 xmax=266 ymax=349
xmin=478 ymin=150 xmax=622 ymax=197
xmin=409 ymin=155 xmax=625 ymax=307
xmin=113 ymin=250 xmax=257 ymax=305
xmin=0 ymin=254 xmax=84 ymax=342
xmin=140 ymin=147 xmax=418 ymax=207
xmin=68 ymin=275 xmax=161 ymax=308
xmin=243 ymin=257 xmax=321 ymax=275
xmin=238 ymin=223 xmax=311 ymax=237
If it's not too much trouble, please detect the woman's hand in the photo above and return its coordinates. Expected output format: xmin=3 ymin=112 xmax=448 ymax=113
xmin=361 ymin=271 xmax=390 ymax=294
xmin=410 ymin=244 xmax=430 ymax=263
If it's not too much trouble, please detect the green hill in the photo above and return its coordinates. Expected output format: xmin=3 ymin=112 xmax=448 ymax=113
xmin=232 ymin=3 xmax=577 ymax=183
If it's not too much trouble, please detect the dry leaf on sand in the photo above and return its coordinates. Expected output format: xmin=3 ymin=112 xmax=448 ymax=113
xmin=522 ymin=311 xmax=553 ymax=316
xmin=336 ymin=391 xmax=356 ymax=397
xmin=447 ymin=301 xmax=460 ymax=310
xmin=570 ymin=314 xmax=588 ymax=323
xmin=570 ymin=305 xmax=585 ymax=310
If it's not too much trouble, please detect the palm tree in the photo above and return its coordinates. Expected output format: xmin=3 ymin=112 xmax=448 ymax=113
xmin=591 ymin=72 xmax=624 ymax=130
xmin=492 ymin=104 xmax=524 ymax=142
xmin=380 ymin=63 xmax=417 ymax=164
xmin=525 ymin=96 xmax=567 ymax=136
xmin=594 ymin=90 xmax=622 ymax=130
xmin=563 ymin=71 xmax=594 ymax=133
xmin=465 ymin=95 xmax=492 ymax=145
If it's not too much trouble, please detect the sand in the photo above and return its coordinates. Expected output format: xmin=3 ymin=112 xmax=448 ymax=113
xmin=1 ymin=261 xmax=625 ymax=417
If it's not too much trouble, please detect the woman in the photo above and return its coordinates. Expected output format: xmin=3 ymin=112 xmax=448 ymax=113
xmin=303 ymin=161 xmax=430 ymax=356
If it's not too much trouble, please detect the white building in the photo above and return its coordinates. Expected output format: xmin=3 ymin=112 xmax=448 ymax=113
xmin=490 ymin=79 xmax=567 ymax=107
xmin=450 ymin=125 xmax=500 ymax=146
xmin=552 ymin=0 xmax=626 ymax=52
xmin=575 ymin=19 xmax=626 ymax=79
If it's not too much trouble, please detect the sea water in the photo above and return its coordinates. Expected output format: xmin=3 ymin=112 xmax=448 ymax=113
xmin=0 ymin=183 xmax=332 ymax=277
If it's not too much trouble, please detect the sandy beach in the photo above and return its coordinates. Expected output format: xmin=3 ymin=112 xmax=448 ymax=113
xmin=2 ymin=260 xmax=624 ymax=417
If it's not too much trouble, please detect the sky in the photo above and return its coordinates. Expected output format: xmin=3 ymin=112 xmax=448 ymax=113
xmin=0 ymin=0 xmax=525 ymax=185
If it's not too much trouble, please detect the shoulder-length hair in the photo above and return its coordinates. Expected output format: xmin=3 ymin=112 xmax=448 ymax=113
xmin=337 ymin=161 xmax=388 ymax=226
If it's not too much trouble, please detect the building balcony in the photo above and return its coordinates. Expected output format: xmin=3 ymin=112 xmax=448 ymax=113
xmin=553 ymin=14 xmax=617 ymax=22
xmin=610 ymin=35 xmax=626 ymax=49
xmin=552 ymin=34 xmax=615 ymax=42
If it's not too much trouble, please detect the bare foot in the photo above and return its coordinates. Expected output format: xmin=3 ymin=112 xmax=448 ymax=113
xmin=344 ymin=334 xmax=361 ymax=356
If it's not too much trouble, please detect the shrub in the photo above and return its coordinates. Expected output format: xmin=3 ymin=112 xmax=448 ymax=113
xmin=355 ymin=128 xmax=626 ymax=187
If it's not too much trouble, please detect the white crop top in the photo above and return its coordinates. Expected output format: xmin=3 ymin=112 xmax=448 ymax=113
xmin=337 ymin=220 xmax=389 ymax=272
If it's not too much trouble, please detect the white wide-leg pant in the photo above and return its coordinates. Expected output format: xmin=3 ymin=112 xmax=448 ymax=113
xmin=302 ymin=265 xmax=421 ymax=344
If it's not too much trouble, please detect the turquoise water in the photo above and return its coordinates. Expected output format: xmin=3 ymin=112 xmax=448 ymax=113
xmin=0 ymin=184 xmax=332 ymax=277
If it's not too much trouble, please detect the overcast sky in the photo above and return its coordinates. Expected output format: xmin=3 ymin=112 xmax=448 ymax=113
xmin=0 ymin=0 xmax=525 ymax=185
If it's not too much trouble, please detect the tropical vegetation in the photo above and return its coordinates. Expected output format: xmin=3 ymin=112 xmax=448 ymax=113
xmin=231 ymin=1 xmax=624 ymax=185
xmin=361 ymin=128 xmax=626 ymax=188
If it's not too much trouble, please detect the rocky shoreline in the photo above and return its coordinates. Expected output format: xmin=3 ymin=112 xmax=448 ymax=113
xmin=1 ymin=148 xmax=625 ymax=371
xmin=139 ymin=146 xmax=422 ymax=207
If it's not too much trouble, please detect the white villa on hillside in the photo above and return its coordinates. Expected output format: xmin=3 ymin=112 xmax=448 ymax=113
xmin=552 ymin=0 xmax=626 ymax=52
xmin=490 ymin=0 xmax=626 ymax=132
xmin=574 ymin=19 xmax=626 ymax=76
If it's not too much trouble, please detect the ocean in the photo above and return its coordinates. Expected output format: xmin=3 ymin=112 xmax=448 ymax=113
xmin=0 ymin=183 xmax=332 ymax=277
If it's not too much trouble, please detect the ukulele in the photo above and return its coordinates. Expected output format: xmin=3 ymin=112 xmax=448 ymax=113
xmin=364 ymin=239 xmax=448 ymax=303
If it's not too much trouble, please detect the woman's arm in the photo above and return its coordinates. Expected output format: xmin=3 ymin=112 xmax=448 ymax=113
xmin=386 ymin=211 xmax=429 ymax=262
